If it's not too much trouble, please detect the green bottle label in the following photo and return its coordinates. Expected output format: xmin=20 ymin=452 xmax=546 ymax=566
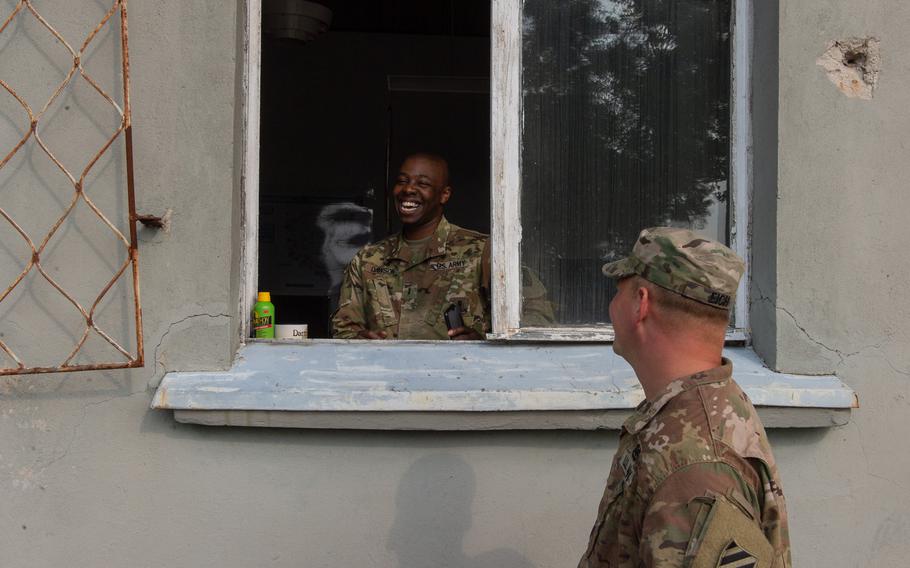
xmin=253 ymin=301 xmax=275 ymax=338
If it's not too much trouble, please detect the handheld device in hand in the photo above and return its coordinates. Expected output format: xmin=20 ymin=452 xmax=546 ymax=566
xmin=443 ymin=303 xmax=464 ymax=331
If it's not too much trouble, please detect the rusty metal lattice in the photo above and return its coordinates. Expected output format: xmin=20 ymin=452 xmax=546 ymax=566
xmin=0 ymin=0 xmax=143 ymax=375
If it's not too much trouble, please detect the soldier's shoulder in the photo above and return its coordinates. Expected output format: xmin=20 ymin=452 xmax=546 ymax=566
xmin=661 ymin=384 xmax=716 ymax=437
xmin=352 ymin=236 xmax=396 ymax=264
xmin=635 ymin=392 xmax=718 ymax=486
xmin=446 ymin=223 xmax=489 ymax=249
xmin=699 ymin=377 xmax=758 ymax=421
xmin=702 ymin=378 xmax=774 ymax=461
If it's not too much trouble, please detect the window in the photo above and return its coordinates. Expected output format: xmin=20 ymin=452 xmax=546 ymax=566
xmin=254 ymin=0 xmax=491 ymax=339
xmin=241 ymin=0 xmax=751 ymax=342
xmin=152 ymin=0 xmax=858 ymax=429
xmin=493 ymin=0 xmax=750 ymax=340
xmin=522 ymin=0 xmax=731 ymax=326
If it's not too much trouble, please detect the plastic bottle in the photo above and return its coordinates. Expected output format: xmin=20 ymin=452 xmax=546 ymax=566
xmin=252 ymin=291 xmax=275 ymax=338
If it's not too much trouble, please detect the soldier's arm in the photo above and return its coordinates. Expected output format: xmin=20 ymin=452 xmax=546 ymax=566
xmin=477 ymin=239 xmax=556 ymax=329
xmin=478 ymin=238 xmax=492 ymax=334
xmin=519 ymin=265 xmax=556 ymax=326
xmin=331 ymin=254 xmax=382 ymax=339
xmin=639 ymin=462 xmax=762 ymax=567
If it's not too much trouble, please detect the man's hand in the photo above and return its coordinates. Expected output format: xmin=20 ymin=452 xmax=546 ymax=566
xmin=357 ymin=330 xmax=388 ymax=339
xmin=447 ymin=327 xmax=483 ymax=340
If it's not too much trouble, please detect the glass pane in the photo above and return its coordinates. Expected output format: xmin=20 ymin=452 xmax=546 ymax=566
xmin=520 ymin=0 xmax=732 ymax=326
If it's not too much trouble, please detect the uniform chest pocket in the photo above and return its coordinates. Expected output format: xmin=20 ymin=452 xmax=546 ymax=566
xmin=582 ymin=479 xmax=629 ymax=568
xmin=596 ymin=443 xmax=639 ymax=527
xmin=598 ymin=475 xmax=628 ymax=525
xmin=418 ymin=257 xmax=480 ymax=327
xmin=366 ymin=278 xmax=397 ymax=328
xmin=416 ymin=270 xmax=452 ymax=324
xmin=421 ymin=279 xmax=477 ymax=330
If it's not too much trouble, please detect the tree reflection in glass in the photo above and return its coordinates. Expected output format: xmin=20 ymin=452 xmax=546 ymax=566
xmin=521 ymin=0 xmax=732 ymax=326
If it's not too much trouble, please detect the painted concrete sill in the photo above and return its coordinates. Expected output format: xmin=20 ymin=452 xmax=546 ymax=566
xmin=151 ymin=341 xmax=856 ymax=430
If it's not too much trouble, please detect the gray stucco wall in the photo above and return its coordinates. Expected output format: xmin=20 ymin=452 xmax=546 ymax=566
xmin=2 ymin=1 xmax=909 ymax=567
xmin=765 ymin=1 xmax=910 ymax=565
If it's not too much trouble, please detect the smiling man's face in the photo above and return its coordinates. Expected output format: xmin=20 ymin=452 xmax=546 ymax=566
xmin=392 ymin=155 xmax=451 ymax=238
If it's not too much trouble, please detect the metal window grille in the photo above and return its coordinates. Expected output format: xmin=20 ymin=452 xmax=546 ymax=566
xmin=0 ymin=0 xmax=142 ymax=375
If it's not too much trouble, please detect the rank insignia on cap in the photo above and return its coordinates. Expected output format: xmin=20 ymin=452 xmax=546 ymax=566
xmin=717 ymin=541 xmax=757 ymax=568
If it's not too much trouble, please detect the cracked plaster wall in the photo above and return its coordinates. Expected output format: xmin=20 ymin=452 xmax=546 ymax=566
xmin=752 ymin=1 xmax=910 ymax=566
xmin=2 ymin=0 xmax=910 ymax=567
xmin=772 ymin=0 xmax=910 ymax=376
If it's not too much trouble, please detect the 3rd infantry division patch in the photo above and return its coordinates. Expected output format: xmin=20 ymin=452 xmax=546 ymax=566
xmin=717 ymin=541 xmax=757 ymax=568
xmin=691 ymin=494 xmax=774 ymax=568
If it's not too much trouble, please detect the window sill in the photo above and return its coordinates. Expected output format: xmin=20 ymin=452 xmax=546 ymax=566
xmin=486 ymin=327 xmax=748 ymax=342
xmin=151 ymin=341 xmax=857 ymax=430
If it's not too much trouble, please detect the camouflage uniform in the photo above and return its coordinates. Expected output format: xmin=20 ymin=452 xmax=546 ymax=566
xmin=582 ymin=227 xmax=790 ymax=567
xmin=332 ymin=217 xmax=490 ymax=339
xmin=578 ymin=359 xmax=791 ymax=567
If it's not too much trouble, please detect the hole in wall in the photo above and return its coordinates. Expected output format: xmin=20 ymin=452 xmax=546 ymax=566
xmin=816 ymin=37 xmax=881 ymax=100
xmin=843 ymin=51 xmax=866 ymax=68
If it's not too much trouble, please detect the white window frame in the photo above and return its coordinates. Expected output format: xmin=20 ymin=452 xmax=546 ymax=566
xmin=239 ymin=0 xmax=262 ymax=341
xmin=239 ymin=0 xmax=753 ymax=344
xmin=490 ymin=0 xmax=752 ymax=342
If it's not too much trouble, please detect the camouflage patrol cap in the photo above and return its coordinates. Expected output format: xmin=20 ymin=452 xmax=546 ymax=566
xmin=602 ymin=227 xmax=745 ymax=310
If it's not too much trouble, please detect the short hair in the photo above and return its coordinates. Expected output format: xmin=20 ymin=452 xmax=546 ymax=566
xmin=633 ymin=276 xmax=732 ymax=326
xmin=401 ymin=152 xmax=450 ymax=187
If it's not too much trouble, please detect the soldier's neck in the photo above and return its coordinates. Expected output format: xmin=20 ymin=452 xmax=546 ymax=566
xmin=403 ymin=234 xmax=432 ymax=246
xmin=402 ymin=215 xmax=443 ymax=241
xmin=629 ymin=336 xmax=724 ymax=401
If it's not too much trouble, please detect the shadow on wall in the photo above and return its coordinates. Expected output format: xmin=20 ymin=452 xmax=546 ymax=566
xmin=388 ymin=453 xmax=536 ymax=568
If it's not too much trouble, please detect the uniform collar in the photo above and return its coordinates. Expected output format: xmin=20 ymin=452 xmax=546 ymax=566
xmin=389 ymin=216 xmax=452 ymax=264
xmin=623 ymin=358 xmax=733 ymax=435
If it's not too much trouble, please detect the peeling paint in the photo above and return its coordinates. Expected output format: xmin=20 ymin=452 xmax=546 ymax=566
xmin=151 ymin=342 xmax=855 ymax=413
xmin=816 ymin=37 xmax=881 ymax=100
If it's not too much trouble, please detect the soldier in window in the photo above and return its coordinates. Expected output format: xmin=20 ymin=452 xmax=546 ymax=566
xmin=331 ymin=153 xmax=490 ymax=340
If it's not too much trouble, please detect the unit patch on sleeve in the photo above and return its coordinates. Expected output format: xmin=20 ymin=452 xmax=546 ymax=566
xmin=690 ymin=496 xmax=773 ymax=568
xmin=717 ymin=541 xmax=756 ymax=568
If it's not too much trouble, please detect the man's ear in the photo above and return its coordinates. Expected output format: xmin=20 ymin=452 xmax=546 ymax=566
xmin=636 ymin=284 xmax=651 ymax=324
xmin=440 ymin=185 xmax=452 ymax=205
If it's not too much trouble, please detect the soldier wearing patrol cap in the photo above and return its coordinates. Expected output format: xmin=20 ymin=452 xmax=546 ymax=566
xmin=578 ymin=227 xmax=791 ymax=568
